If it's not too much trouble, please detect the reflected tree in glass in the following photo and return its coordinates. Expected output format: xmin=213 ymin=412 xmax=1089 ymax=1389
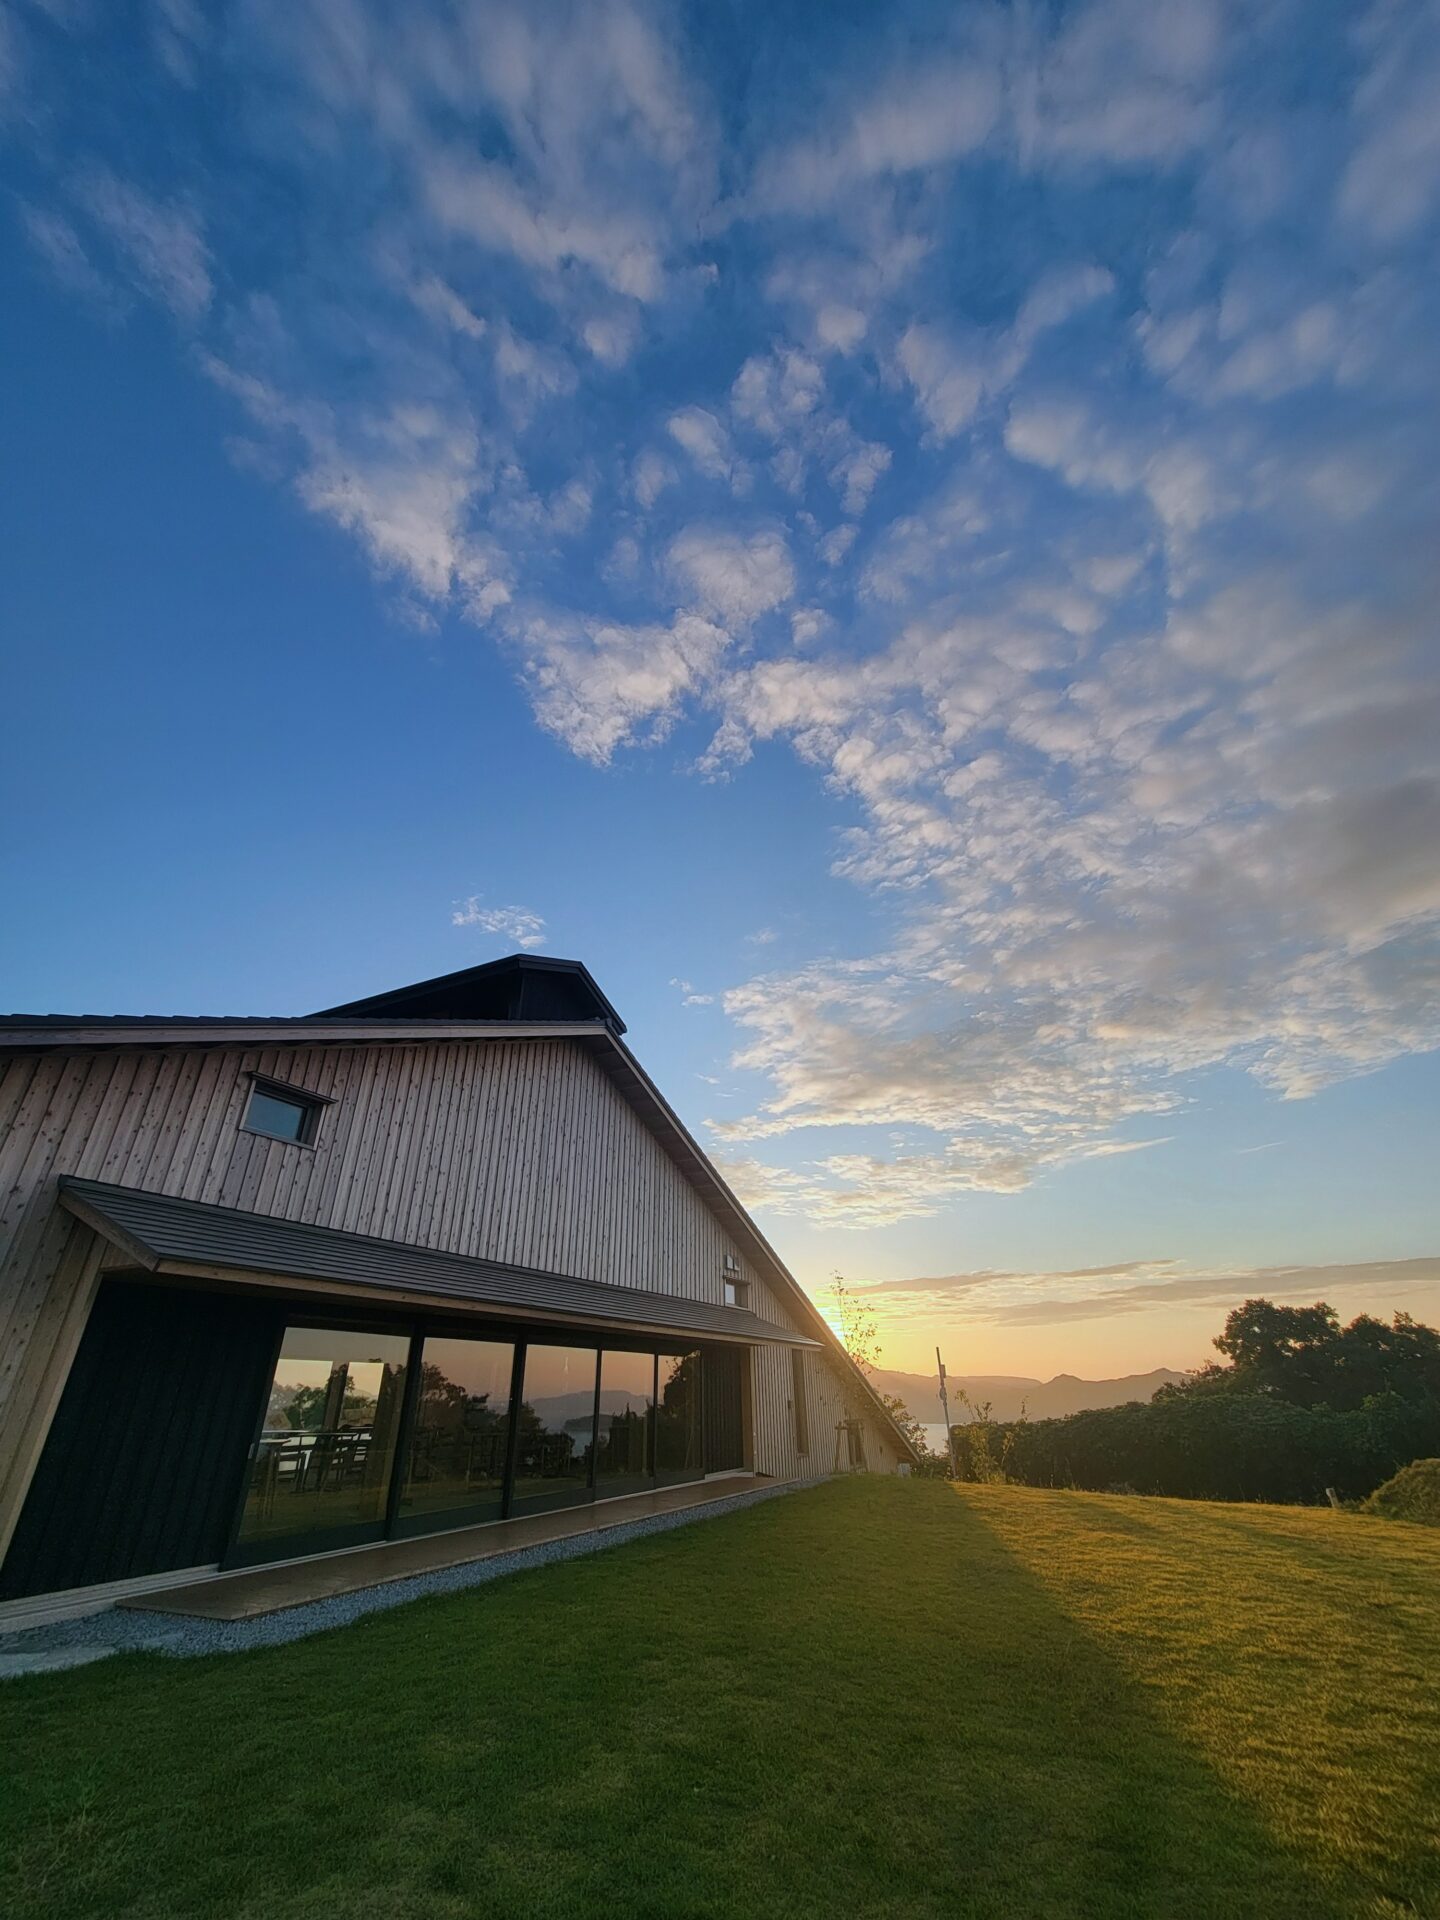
xmin=511 ymin=1345 xmax=599 ymax=1510
xmin=595 ymin=1351 xmax=655 ymax=1494
xmin=656 ymin=1351 xmax=703 ymax=1484
xmin=238 ymin=1326 xmax=409 ymax=1552
xmin=398 ymin=1338 xmax=514 ymax=1531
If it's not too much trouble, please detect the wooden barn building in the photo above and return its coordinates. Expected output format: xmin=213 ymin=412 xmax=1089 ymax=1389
xmin=0 ymin=956 xmax=913 ymax=1624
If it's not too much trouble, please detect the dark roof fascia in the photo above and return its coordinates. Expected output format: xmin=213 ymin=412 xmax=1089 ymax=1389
xmin=0 ymin=1018 xmax=611 ymax=1051
xmin=316 ymin=953 xmax=626 ymax=1034
xmin=58 ymin=1177 xmax=818 ymax=1350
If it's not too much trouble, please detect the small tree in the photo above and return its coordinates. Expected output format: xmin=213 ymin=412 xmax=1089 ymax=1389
xmin=830 ymin=1272 xmax=937 ymax=1466
xmin=830 ymin=1274 xmax=880 ymax=1376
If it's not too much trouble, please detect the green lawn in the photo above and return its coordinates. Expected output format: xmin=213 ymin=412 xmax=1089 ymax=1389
xmin=3 ymin=1478 xmax=1437 ymax=1920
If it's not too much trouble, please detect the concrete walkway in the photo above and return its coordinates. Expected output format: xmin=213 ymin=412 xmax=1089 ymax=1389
xmin=128 ymin=1474 xmax=776 ymax=1621
xmin=0 ymin=1475 xmax=812 ymax=1672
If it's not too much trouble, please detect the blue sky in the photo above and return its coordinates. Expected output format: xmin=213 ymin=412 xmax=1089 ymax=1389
xmin=3 ymin=0 xmax=1438 ymax=1376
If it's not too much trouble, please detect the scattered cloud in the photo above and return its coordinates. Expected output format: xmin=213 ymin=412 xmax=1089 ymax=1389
xmin=452 ymin=897 xmax=547 ymax=950
xmin=667 ymin=405 xmax=748 ymax=491
xmin=76 ymin=169 xmax=211 ymax=320
xmin=847 ymin=1255 xmax=1440 ymax=1331
xmin=670 ymin=977 xmax=715 ymax=1006
xmin=667 ymin=523 xmax=795 ymax=627
xmin=10 ymin=0 xmax=1440 ymax=1245
xmin=512 ymin=607 xmax=729 ymax=764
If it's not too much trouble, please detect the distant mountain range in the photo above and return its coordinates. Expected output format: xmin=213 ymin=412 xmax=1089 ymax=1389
xmin=869 ymin=1365 xmax=1186 ymax=1426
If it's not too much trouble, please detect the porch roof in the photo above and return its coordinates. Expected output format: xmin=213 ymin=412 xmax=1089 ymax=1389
xmin=58 ymin=1177 xmax=818 ymax=1349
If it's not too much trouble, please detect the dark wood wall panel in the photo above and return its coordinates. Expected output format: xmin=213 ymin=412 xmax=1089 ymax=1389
xmin=702 ymin=1346 xmax=745 ymax=1472
xmin=0 ymin=1280 xmax=280 ymax=1601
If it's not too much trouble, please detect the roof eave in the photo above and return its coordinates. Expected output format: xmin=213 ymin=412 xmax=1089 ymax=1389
xmin=0 ymin=1018 xmax=614 ymax=1051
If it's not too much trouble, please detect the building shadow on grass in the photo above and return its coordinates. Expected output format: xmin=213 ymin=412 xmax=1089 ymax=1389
xmin=801 ymin=1483 xmax=1389 ymax=1920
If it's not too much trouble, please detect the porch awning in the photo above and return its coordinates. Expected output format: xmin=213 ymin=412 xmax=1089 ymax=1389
xmin=57 ymin=1177 xmax=818 ymax=1349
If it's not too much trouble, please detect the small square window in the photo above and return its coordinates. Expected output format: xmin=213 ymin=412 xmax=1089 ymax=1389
xmin=243 ymin=1079 xmax=323 ymax=1146
xmin=723 ymin=1278 xmax=750 ymax=1309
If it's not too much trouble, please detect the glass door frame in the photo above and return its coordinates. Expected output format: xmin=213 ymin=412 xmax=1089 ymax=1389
xmin=388 ymin=1337 xmax=523 ymax=1542
xmin=224 ymin=1316 xmax=420 ymax=1571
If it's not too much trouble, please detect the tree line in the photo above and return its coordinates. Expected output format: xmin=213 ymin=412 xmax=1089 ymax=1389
xmin=946 ymin=1300 xmax=1440 ymax=1504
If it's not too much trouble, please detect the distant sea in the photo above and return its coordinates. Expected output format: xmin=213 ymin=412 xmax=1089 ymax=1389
xmin=920 ymin=1423 xmax=951 ymax=1454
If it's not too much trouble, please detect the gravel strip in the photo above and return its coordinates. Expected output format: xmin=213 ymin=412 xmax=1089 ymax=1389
xmin=0 ymin=1478 xmax=816 ymax=1669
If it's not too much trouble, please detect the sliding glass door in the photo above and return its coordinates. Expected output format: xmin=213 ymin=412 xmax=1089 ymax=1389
xmin=594 ymin=1351 xmax=656 ymax=1497
xmin=229 ymin=1325 xmax=715 ymax=1566
xmin=234 ymin=1325 xmax=410 ymax=1563
xmin=395 ymin=1336 xmax=515 ymax=1537
xmin=656 ymin=1351 xmax=704 ymax=1484
xmin=511 ymin=1345 xmax=600 ymax=1514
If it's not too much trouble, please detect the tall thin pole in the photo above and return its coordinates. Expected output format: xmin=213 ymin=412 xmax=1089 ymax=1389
xmin=936 ymin=1347 xmax=960 ymax=1480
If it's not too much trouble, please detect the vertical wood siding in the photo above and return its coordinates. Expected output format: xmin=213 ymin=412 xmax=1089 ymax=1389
xmin=746 ymin=1273 xmax=901 ymax=1480
xmin=0 ymin=1035 xmax=901 ymax=1555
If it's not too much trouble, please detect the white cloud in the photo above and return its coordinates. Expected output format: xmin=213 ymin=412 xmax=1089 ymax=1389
xmin=492 ymin=323 xmax=578 ymax=414
xmin=1004 ymin=395 xmax=1227 ymax=536
xmin=816 ymin=303 xmax=868 ymax=353
xmin=513 ymin=607 xmax=730 ymax=763
xmin=818 ymin=523 xmax=857 ymax=568
xmin=151 ymin=0 xmax=205 ymax=87
xmin=667 ymin=524 xmax=795 ymax=627
xmin=830 ymin=440 xmax=891 ymax=517
xmin=423 ymin=154 xmax=664 ymax=301
xmin=666 ymin=405 xmax=746 ymax=489
xmin=76 ymin=169 xmax=211 ymax=320
xmin=731 ymin=347 xmax=824 ymax=439
xmin=409 ymin=274 xmax=487 ymax=340
xmin=852 ymin=1254 xmax=1440 ymax=1329
xmin=18 ymin=203 xmax=112 ymax=304
xmin=897 ymin=323 xmax=984 ymax=440
xmin=202 ymin=356 xmax=511 ymax=617
xmin=1338 ymin=0 xmax=1440 ymax=242
xmin=631 ymin=446 xmax=676 ymax=508
xmin=582 ymin=310 xmax=640 ymax=366
xmin=1017 ymin=0 xmax=1226 ymax=169
xmin=452 ymin=897 xmax=547 ymax=949
xmin=754 ymin=57 xmax=1000 ymax=210
xmin=901 ymin=265 xmax=1113 ymax=441
xmin=670 ymin=977 xmax=715 ymax=1006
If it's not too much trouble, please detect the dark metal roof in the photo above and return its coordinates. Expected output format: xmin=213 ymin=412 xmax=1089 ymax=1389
xmin=317 ymin=954 xmax=626 ymax=1034
xmin=58 ymin=1177 xmax=816 ymax=1349
xmin=0 ymin=955 xmax=626 ymax=1036
xmin=0 ymin=1014 xmax=324 ymax=1030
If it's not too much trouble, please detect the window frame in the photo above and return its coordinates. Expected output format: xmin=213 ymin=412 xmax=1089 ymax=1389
xmin=239 ymin=1073 xmax=332 ymax=1149
xmin=723 ymin=1277 xmax=751 ymax=1309
xmin=790 ymin=1347 xmax=810 ymax=1456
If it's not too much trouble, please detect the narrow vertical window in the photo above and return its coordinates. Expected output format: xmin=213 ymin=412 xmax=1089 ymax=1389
xmin=791 ymin=1348 xmax=810 ymax=1456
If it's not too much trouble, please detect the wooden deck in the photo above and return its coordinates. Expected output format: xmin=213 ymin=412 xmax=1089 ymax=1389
xmin=120 ymin=1475 xmax=778 ymax=1621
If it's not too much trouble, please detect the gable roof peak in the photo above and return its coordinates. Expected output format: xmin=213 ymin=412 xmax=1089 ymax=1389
xmin=315 ymin=952 xmax=626 ymax=1034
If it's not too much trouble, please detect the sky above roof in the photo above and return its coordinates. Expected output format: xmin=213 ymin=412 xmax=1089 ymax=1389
xmin=3 ymin=0 xmax=1438 ymax=1377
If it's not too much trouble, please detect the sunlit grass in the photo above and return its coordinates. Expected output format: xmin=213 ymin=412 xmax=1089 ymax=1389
xmin=2 ymin=1478 xmax=1436 ymax=1919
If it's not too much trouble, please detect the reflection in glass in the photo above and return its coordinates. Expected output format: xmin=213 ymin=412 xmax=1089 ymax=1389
xmin=655 ymin=1351 xmax=703 ymax=1484
xmin=238 ymin=1326 xmax=409 ymax=1551
xmin=399 ymin=1337 xmax=514 ymax=1532
xmin=594 ymin=1351 xmax=655 ymax=1494
xmin=511 ymin=1345 xmax=598 ymax=1510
